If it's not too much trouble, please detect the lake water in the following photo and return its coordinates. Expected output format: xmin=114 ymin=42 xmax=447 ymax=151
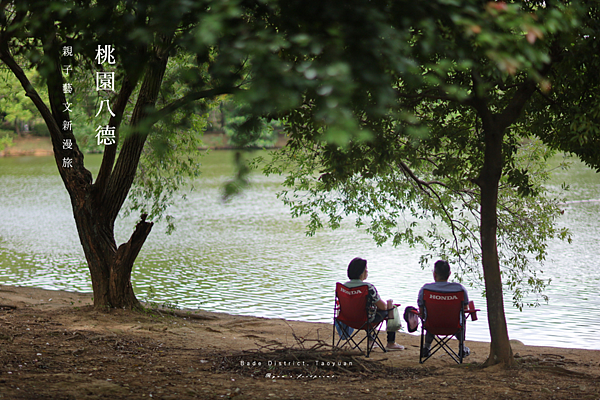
xmin=0 ymin=151 xmax=599 ymax=350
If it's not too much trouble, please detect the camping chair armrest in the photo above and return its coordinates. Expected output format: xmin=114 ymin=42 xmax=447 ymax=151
xmin=465 ymin=308 xmax=480 ymax=321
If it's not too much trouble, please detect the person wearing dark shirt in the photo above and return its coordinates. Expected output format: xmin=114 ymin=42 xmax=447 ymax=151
xmin=417 ymin=260 xmax=470 ymax=357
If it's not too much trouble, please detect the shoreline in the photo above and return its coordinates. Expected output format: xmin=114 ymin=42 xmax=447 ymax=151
xmin=2 ymin=284 xmax=599 ymax=354
xmin=3 ymin=283 xmax=597 ymax=352
xmin=1 ymin=284 xmax=600 ymax=399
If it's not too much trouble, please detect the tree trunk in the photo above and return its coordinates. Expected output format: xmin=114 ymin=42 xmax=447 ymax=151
xmin=111 ymin=214 xmax=153 ymax=308
xmin=478 ymin=120 xmax=514 ymax=366
xmin=67 ymin=41 xmax=168 ymax=310
xmin=469 ymin=77 xmax=537 ymax=366
xmin=73 ymin=203 xmax=153 ymax=309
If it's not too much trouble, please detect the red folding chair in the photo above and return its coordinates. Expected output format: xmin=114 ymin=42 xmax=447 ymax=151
xmin=418 ymin=289 xmax=479 ymax=364
xmin=332 ymin=283 xmax=387 ymax=357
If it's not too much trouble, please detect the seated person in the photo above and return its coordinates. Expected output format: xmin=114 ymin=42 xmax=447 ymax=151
xmin=343 ymin=257 xmax=404 ymax=350
xmin=417 ymin=260 xmax=470 ymax=357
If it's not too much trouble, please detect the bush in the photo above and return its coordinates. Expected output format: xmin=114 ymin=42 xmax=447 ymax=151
xmin=0 ymin=133 xmax=13 ymax=151
xmin=32 ymin=123 xmax=50 ymax=137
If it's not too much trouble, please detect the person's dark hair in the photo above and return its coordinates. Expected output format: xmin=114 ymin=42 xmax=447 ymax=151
xmin=434 ymin=260 xmax=451 ymax=280
xmin=347 ymin=257 xmax=367 ymax=280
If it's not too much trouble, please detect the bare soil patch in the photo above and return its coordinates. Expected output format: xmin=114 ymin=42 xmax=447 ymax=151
xmin=0 ymin=136 xmax=53 ymax=157
xmin=1 ymin=285 xmax=599 ymax=399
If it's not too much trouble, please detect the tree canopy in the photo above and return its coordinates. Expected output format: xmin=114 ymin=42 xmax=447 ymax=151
xmin=524 ymin=3 xmax=600 ymax=171
xmin=261 ymin=0 xmax=595 ymax=365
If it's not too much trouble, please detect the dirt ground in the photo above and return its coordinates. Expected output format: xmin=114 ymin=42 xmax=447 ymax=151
xmin=1 ymin=285 xmax=599 ymax=400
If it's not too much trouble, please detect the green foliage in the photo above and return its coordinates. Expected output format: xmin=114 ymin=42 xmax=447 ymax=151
xmin=261 ymin=0 xmax=587 ymax=312
xmin=123 ymin=54 xmax=210 ymax=234
xmin=222 ymin=150 xmax=252 ymax=201
xmin=2 ymin=0 xmax=595 ymax=319
xmin=31 ymin=123 xmax=49 ymax=136
xmin=0 ymin=132 xmax=13 ymax=151
xmin=0 ymin=68 xmax=46 ymax=132
xmin=124 ymin=119 xmax=205 ymax=234
xmin=264 ymin=133 xmax=568 ymax=309
xmin=523 ymin=1 xmax=600 ymax=172
xmin=221 ymin=101 xmax=281 ymax=148
xmin=4 ymin=0 xmax=251 ymax=231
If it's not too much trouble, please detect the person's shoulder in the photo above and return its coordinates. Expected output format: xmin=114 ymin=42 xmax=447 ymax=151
xmin=354 ymin=280 xmax=378 ymax=294
xmin=343 ymin=279 xmax=367 ymax=288
xmin=421 ymin=281 xmax=463 ymax=291
xmin=361 ymin=281 xmax=378 ymax=290
xmin=446 ymin=281 xmax=468 ymax=295
xmin=451 ymin=281 xmax=468 ymax=290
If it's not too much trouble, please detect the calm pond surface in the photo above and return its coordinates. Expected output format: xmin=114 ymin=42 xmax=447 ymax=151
xmin=1 ymin=151 xmax=599 ymax=350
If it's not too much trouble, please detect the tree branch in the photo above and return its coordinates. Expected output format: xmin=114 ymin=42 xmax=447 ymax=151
xmin=152 ymin=86 xmax=240 ymax=124
xmin=397 ymin=160 xmax=463 ymax=258
xmin=112 ymin=213 xmax=153 ymax=286
xmin=466 ymin=71 xmax=491 ymax=118
xmin=0 ymin=42 xmax=58 ymax=134
xmin=396 ymin=87 xmax=464 ymax=103
xmin=0 ymin=4 xmax=26 ymax=43
xmin=398 ymin=160 xmax=447 ymax=190
xmin=0 ymin=38 xmax=92 ymax=194
xmin=498 ymin=81 xmax=537 ymax=130
xmin=94 ymin=74 xmax=139 ymax=193
xmin=104 ymin=38 xmax=172 ymax=222
xmin=41 ymin=32 xmax=92 ymax=195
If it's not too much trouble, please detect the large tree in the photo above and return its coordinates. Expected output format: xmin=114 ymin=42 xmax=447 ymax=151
xmin=0 ymin=1 xmax=218 ymax=308
xmin=262 ymin=0 xmax=587 ymax=366
xmin=0 ymin=0 xmax=303 ymax=309
xmin=0 ymin=0 xmax=409 ymax=309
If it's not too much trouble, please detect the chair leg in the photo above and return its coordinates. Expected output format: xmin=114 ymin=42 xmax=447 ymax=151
xmin=334 ymin=319 xmax=354 ymax=350
xmin=334 ymin=320 xmax=368 ymax=354
xmin=332 ymin=318 xmax=336 ymax=349
xmin=432 ymin=334 xmax=462 ymax=364
xmin=365 ymin=323 xmax=387 ymax=357
xmin=419 ymin=327 xmax=425 ymax=364
xmin=421 ymin=331 xmax=464 ymax=364
xmin=458 ymin=325 xmax=466 ymax=363
xmin=459 ymin=313 xmax=469 ymax=363
xmin=334 ymin=320 xmax=388 ymax=357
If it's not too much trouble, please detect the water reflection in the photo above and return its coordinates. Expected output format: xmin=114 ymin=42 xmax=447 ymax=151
xmin=0 ymin=152 xmax=599 ymax=349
